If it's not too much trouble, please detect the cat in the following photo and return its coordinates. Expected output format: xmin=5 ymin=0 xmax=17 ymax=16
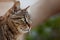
xmin=0 ymin=1 xmax=31 ymax=40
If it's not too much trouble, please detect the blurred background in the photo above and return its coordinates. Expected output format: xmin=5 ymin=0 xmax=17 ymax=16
xmin=0 ymin=0 xmax=60 ymax=40
xmin=20 ymin=0 xmax=60 ymax=40
xmin=25 ymin=16 xmax=60 ymax=40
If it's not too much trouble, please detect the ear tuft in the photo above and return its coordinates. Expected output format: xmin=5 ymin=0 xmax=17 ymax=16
xmin=14 ymin=1 xmax=20 ymax=11
xmin=24 ymin=6 xmax=30 ymax=11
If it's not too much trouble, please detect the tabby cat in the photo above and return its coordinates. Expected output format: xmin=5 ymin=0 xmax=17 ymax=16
xmin=0 ymin=1 xmax=31 ymax=40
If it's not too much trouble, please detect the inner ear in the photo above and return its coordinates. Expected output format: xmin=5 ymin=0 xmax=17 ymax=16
xmin=14 ymin=1 xmax=21 ymax=11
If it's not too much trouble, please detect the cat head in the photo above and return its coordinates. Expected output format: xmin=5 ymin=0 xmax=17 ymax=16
xmin=9 ymin=6 xmax=31 ymax=33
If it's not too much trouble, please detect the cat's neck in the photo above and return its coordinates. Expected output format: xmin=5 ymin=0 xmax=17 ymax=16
xmin=16 ymin=33 xmax=24 ymax=40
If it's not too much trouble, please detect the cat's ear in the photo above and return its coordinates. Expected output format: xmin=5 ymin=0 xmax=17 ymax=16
xmin=24 ymin=6 xmax=30 ymax=11
xmin=14 ymin=1 xmax=20 ymax=11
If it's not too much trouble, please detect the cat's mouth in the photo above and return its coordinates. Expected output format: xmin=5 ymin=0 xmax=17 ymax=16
xmin=17 ymin=25 xmax=31 ymax=33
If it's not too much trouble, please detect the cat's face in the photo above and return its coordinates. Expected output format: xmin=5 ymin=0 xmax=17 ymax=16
xmin=10 ymin=7 xmax=31 ymax=33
